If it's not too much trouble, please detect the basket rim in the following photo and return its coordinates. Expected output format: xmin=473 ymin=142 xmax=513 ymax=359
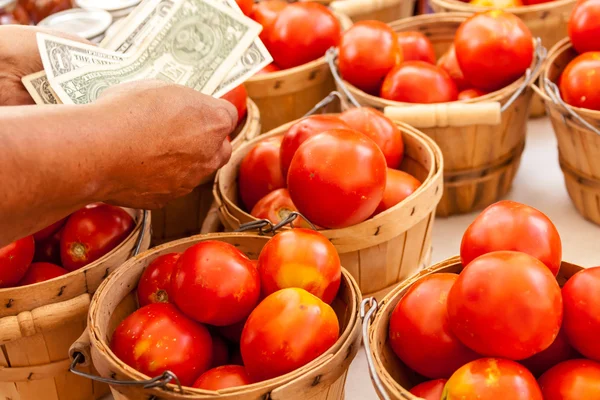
xmin=429 ymin=0 xmax=576 ymax=15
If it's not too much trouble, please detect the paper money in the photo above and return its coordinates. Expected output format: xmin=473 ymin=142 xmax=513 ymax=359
xmin=22 ymin=71 xmax=62 ymax=105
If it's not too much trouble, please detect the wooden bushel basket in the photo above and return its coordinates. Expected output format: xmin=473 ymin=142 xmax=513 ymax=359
xmin=68 ymin=233 xmax=362 ymax=400
xmin=320 ymin=0 xmax=416 ymax=23
xmin=360 ymin=255 xmax=584 ymax=400
xmin=534 ymin=38 xmax=600 ymax=226
xmin=151 ymin=99 xmax=261 ymax=245
xmin=0 ymin=209 xmax=151 ymax=400
xmin=330 ymin=13 xmax=546 ymax=217
xmin=213 ymin=113 xmax=443 ymax=300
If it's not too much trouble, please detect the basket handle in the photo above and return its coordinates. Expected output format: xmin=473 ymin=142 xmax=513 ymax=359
xmin=543 ymin=78 xmax=600 ymax=136
xmin=383 ymin=102 xmax=501 ymax=128
xmin=132 ymin=209 xmax=149 ymax=257
xmin=329 ymin=0 xmax=400 ymax=18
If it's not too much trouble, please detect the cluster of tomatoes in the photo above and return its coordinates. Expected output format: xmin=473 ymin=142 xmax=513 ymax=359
xmin=0 ymin=204 xmax=134 ymax=288
xmin=238 ymin=108 xmax=421 ymax=229
xmin=559 ymin=0 xmax=600 ymax=111
xmin=338 ymin=10 xmax=533 ymax=103
xmin=112 ymin=228 xmax=342 ymax=389
xmin=464 ymin=0 xmax=554 ymax=8
xmin=388 ymin=200 xmax=600 ymax=399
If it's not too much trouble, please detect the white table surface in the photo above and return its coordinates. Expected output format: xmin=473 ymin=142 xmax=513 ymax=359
xmin=105 ymin=117 xmax=600 ymax=400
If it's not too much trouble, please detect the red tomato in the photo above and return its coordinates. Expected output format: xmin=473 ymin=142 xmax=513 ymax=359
xmin=257 ymin=229 xmax=341 ymax=303
xmin=559 ymin=52 xmax=600 ymax=111
xmin=241 ymin=288 xmax=339 ymax=381
xmin=458 ymin=88 xmax=488 ymax=100
xmin=339 ymin=21 xmax=402 ymax=94
xmin=374 ymin=169 xmax=421 ymax=215
xmin=448 ymin=251 xmax=563 ymax=360
xmin=460 ymin=200 xmax=562 ymax=276
xmin=339 ymin=107 xmax=404 ymax=168
xmin=218 ymin=318 xmax=247 ymax=343
xmin=522 ymin=0 xmax=553 ymax=4
xmin=381 ymin=61 xmax=458 ymax=103
xmin=18 ymin=262 xmax=68 ymax=286
xmin=562 ymin=267 xmax=600 ymax=361
xmin=171 ymin=241 xmax=260 ymax=326
xmin=250 ymin=189 xmax=312 ymax=229
xmin=111 ymin=303 xmax=212 ymax=386
xmin=268 ymin=3 xmax=340 ymax=69
xmin=568 ymin=0 xmax=600 ymax=54
xmin=235 ymin=0 xmax=253 ymax=16
xmin=396 ymin=31 xmax=436 ymax=64
xmin=538 ymin=359 xmax=600 ymax=400
xmin=239 ymin=136 xmax=286 ymax=211
xmin=33 ymin=227 xmax=62 ymax=264
xmin=60 ymin=205 xmax=134 ymax=271
xmin=193 ymin=365 xmax=252 ymax=390
xmin=454 ymin=11 xmax=534 ymax=92
xmin=251 ymin=0 xmax=287 ymax=46
xmin=521 ymin=327 xmax=578 ymax=377
xmin=211 ymin=334 xmax=230 ymax=368
xmin=137 ymin=253 xmax=180 ymax=307
xmin=255 ymin=63 xmax=281 ymax=75
xmin=33 ymin=218 xmax=66 ymax=241
xmin=280 ymin=115 xmax=351 ymax=178
xmin=0 ymin=236 xmax=35 ymax=288
xmin=444 ymin=358 xmax=543 ymax=400
xmin=221 ymin=85 xmax=248 ymax=125
xmin=437 ymin=45 xmax=469 ymax=91
xmin=409 ymin=379 xmax=447 ymax=400
xmin=389 ymin=273 xmax=478 ymax=379
xmin=287 ymin=129 xmax=387 ymax=228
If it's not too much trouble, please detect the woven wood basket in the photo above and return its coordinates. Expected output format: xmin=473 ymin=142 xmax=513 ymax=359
xmin=324 ymin=0 xmax=416 ymax=23
xmin=244 ymin=13 xmax=352 ymax=133
xmin=68 ymin=233 xmax=361 ymax=400
xmin=534 ymin=38 xmax=600 ymax=226
xmin=0 ymin=209 xmax=151 ymax=400
xmin=151 ymin=99 xmax=261 ymax=245
xmin=213 ymin=115 xmax=443 ymax=300
xmin=361 ymin=255 xmax=583 ymax=400
xmin=331 ymin=13 xmax=545 ymax=216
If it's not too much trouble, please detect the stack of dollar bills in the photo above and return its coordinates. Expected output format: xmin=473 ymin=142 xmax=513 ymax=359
xmin=22 ymin=0 xmax=273 ymax=105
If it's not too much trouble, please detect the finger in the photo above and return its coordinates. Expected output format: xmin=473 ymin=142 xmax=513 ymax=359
xmin=216 ymin=138 xmax=233 ymax=169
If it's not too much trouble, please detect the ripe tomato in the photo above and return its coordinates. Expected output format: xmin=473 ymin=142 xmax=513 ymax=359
xmin=562 ymin=267 xmax=600 ymax=361
xmin=33 ymin=218 xmax=66 ymax=241
xmin=469 ymin=0 xmax=523 ymax=6
xmin=235 ymin=0 xmax=253 ymax=16
xmin=381 ymin=61 xmax=458 ymax=103
xmin=241 ymin=288 xmax=339 ymax=381
xmin=374 ymin=169 xmax=421 ymax=215
xmin=171 ymin=241 xmax=260 ymax=326
xmin=339 ymin=21 xmax=402 ymax=94
xmin=137 ymin=253 xmax=180 ymax=307
xmin=257 ymin=229 xmax=341 ymax=303
xmin=111 ymin=303 xmax=212 ymax=386
xmin=559 ymin=52 xmax=600 ymax=111
xmin=0 ymin=236 xmax=34 ymax=288
xmin=221 ymin=85 xmax=248 ymax=125
xmin=454 ymin=11 xmax=533 ymax=92
xmin=396 ymin=31 xmax=435 ymax=64
xmin=268 ymin=3 xmax=340 ymax=69
xmin=520 ymin=327 xmax=578 ymax=377
xmin=193 ymin=365 xmax=252 ymax=390
xmin=239 ymin=136 xmax=286 ymax=211
xmin=444 ymin=358 xmax=542 ymax=400
xmin=409 ymin=379 xmax=447 ymax=400
xmin=389 ymin=273 xmax=478 ymax=379
xmin=538 ymin=359 xmax=600 ymax=400
xmin=438 ymin=45 xmax=469 ymax=91
xmin=568 ymin=0 xmax=600 ymax=54
xmin=280 ymin=115 xmax=351 ymax=178
xmin=460 ymin=200 xmax=562 ymax=276
xmin=251 ymin=0 xmax=287 ymax=46
xmin=18 ymin=262 xmax=68 ymax=286
xmin=250 ymin=189 xmax=312 ymax=229
xmin=287 ymin=129 xmax=387 ymax=228
xmin=458 ymin=88 xmax=488 ymax=100
xmin=210 ymin=334 xmax=230 ymax=368
xmin=448 ymin=251 xmax=563 ymax=360
xmin=255 ymin=63 xmax=281 ymax=75
xmin=339 ymin=107 xmax=404 ymax=168
xmin=60 ymin=205 xmax=134 ymax=271
xmin=33 ymin=228 xmax=62 ymax=264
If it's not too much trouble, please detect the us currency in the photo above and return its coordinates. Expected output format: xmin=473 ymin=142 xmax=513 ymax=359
xmin=22 ymin=71 xmax=62 ymax=105
xmin=51 ymin=0 xmax=262 ymax=104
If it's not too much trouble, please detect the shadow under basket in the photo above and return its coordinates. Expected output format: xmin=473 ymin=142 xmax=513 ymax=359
xmin=0 ymin=209 xmax=151 ymax=400
xmin=362 ymin=255 xmax=583 ymax=400
xmin=150 ymin=99 xmax=261 ymax=245
xmin=70 ymin=233 xmax=362 ymax=400
xmin=333 ymin=13 xmax=542 ymax=217
xmin=536 ymin=38 xmax=600 ymax=226
xmin=213 ymin=117 xmax=443 ymax=301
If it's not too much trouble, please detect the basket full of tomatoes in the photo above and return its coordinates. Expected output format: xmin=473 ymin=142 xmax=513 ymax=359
xmin=325 ymin=0 xmax=416 ymax=23
xmin=535 ymin=1 xmax=600 ymax=226
xmin=331 ymin=12 xmax=544 ymax=216
xmin=0 ymin=205 xmax=151 ymax=400
xmin=362 ymin=200 xmax=600 ymax=399
xmin=69 ymin=230 xmax=361 ymax=400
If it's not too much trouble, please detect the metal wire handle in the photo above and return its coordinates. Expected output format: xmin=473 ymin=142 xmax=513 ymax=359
xmin=235 ymin=211 xmax=317 ymax=234
xmin=326 ymin=47 xmax=361 ymax=108
xmin=303 ymin=91 xmax=345 ymax=117
xmin=544 ymin=78 xmax=600 ymax=136
xmin=132 ymin=209 xmax=149 ymax=257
